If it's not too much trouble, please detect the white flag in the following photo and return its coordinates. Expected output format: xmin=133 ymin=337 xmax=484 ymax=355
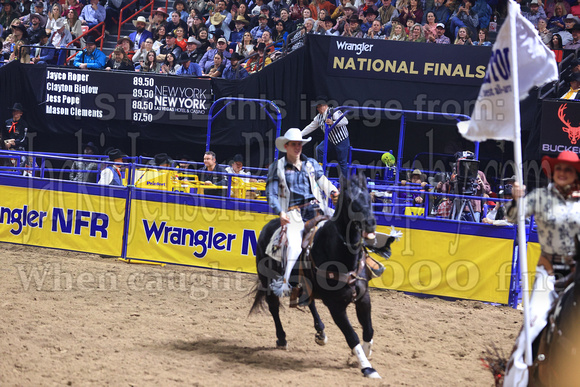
xmin=457 ymin=0 xmax=559 ymax=142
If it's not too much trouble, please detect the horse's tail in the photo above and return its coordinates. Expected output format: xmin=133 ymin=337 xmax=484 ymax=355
xmin=249 ymin=279 xmax=267 ymax=315
xmin=480 ymin=344 xmax=508 ymax=387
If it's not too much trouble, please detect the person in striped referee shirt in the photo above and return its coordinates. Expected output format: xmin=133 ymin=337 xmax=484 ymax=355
xmin=301 ymin=95 xmax=351 ymax=176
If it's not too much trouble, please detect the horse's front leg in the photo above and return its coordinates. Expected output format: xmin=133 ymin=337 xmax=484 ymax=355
xmin=324 ymin=299 xmax=381 ymax=379
xmin=355 ymin=288 xmax=374 ymax=358
xmin=308 ymin=300 xmax=327 ymax=345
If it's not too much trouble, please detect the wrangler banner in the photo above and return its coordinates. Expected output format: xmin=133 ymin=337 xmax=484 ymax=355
xmin=326 ymin=36 xmax=490 ymax=86
xmin=0 ymin=183 xmax=127 ymax=256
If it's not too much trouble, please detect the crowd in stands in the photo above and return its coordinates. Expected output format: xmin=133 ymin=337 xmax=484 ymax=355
xmin=3 ymin=0 xmax=579 ymax=74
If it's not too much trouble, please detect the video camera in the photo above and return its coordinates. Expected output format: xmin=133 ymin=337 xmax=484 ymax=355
xmin=454 ymin=151 xmax=479 ymax=195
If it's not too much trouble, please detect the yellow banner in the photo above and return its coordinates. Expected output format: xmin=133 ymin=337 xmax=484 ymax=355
xmin=0 ymin=185 xmax=126 ymax=256
xmin=126 ymin=199 xmax=276 ymax=271
xmin=369 ymin=225 xmax=514 ymax=304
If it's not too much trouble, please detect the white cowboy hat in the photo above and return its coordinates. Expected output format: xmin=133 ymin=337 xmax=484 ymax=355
xmin=275 ymin=128 xmax=311 ymax=152
xmin=132 ymin=15 xmax=150 ymax=28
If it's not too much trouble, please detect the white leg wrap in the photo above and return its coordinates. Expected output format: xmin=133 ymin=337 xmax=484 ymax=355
xmin=352 ymin=344 xmax=372 ymax=370
xmin=362 ymin=339 xmax=373 ymax=358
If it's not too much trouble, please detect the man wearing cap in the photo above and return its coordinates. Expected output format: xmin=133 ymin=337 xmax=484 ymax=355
xmin=176 ymin=54 xmax=202 ymax=76
xmin=302 ymin=96 xmax=351 ymax=177
xmin=522 ymin=0 xmax=546 ymax=28
xmin=99 ymin=149 xmax=126 ymax=186
xmin=79 ymin=0 xmax=105 ymax=28
xmin=427 ymin=22 xmax=450 ymax=43
xmin=0 ymin=1 xmax=20 ymax=29
xmin=222 ymin=52 xmax=248 ymax=79
xmin=3 ymin=103 xmax=28 ymax=151
xmin=157 ymin=30 xmax=182 ymax=62
xmin=70 ymin=142 xmax=99 ymax=183
xmin=265 ymin=128 xmax=338 ymax=296
xmin=31 ymin=28 xmax=54 ymax=63
xmin=129 ymin=15 xmax=153 ymax=51
xmin=250 ymin=13 xmax=271 ymax=39
xmin=559 ymin=72 xmax=580 ymax=99
xmin=564 ymin=22 xmax=580 ymax=49
xmin=199 ymin=36 xmax=230 ymax=72
xmin=73 ymin=35 xmax=106 ymax=68
xmin=49 ymin=18 xmax=72 ymax=65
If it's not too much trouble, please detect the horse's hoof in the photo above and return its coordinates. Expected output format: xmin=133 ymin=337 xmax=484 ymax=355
xmin=315 ymin=330 xmax=328 ymax=346
xmin=276 ymin=339 xmax=288 ymax=350
xmin=361 ymin=368 xmax=381 ymax=379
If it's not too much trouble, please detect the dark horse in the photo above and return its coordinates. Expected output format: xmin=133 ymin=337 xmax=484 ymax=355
xmin=251 ymin=173 xmax=391 ymax=378
xmin=528 ymin=238 xmax=580 ymax=387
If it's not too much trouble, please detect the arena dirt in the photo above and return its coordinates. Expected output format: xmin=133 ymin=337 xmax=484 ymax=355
xmin=0 ymin=243 xmax=521 ymax=386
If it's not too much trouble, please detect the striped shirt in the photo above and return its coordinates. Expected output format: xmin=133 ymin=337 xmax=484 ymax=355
xmin=301 ymin=107 xmax=349 ymax=145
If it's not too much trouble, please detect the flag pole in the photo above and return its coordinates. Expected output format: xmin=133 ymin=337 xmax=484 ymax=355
xmin=509 ymin=0 xmax=533 ymax=366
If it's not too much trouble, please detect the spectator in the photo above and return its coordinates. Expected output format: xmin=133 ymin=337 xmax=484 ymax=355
xmin=523 ymin=0 xmax=546 ymax=28
xmin=187 ymin=12 xmax=204 ymax=37
xmin=222 ymin=51 xmax=249 ymax=79
xmin=62 ymin=0 xmax=82 ymax=18
xmin=271 ymin=20 xmax=287 ymax=47
xmin=229 ymin=3 xmax=250 ymax=31
xmin=0 ymin=0 xmax=20 ymax=29
xmin=387 ymin=20 xmax=407 ymax=40
xmin=482 ymin=184 xmax=513 ymax=226
xmin=30 ymin=28 xmax=54 ymax=63
xmin=115 ymin=35 xmax=134 ymax=60
xmin=225 ymin=153 xmax=251 ymax=178
xmin=98 ymin=149 xmax=126 ymax=186
xmin=206 ymin=0 xmax=231 ymax=38
xmin=157 ymin=30 xmax=182 ymax=62
xmin=360 ymin=8 xmax=378 ymax=34
xmin=208 ymin=12 xmax=228 ymax=40
xmin=139 ymin=50 xmax=160 ymax=73
xmin=427 ymin=22 xmax=450 ymax=43
xmin=152 ymin=24 xmax=166 ymax=52
xmin=252 ymin=5 xmax=274 ymax=29
xmin=230 ymin=14 xmax=248 ymax=44
xmin=399 ymin=0 xmax=423 ymax=26
xmin=244 ymin=41 xmax=270 ymax=72
xmin=448 ymin=0 xmax=478 ymax=39
xmin=174 ymin=25 xmax=187 ymax=50
xmin=79 ymin=0 xmax=104 ymax=29
xmin=472 ymin=27 xmax=491 ymax=46
xmin=547 ymin=1 xmax=566 ymax=32
xmin=250 ymin=12 xmax=270 ymax=39
xmin=153 ymin=152 xmax=173 ymax=167
xmin=291 ymin=16 xmax=314 ymax=49
xmin=559 ymin=72 xmax=580 ymax=99
xmin=408 ymin=22 xmax=425 ymax=41
xmin=563 ymin=22 xmax=580 ymax=48
xmin=45 ymin=3 xmax=61 ymax=33
xmin=258 ymin=28 xmax=275 ymax=51
xmin=278 ymin=8 xmax=294 ymax=32
xmin=200 ymin=150 xmax=227 ymax=196
xmin=25 ymin=13 xmax=45 ymax=44
xmin=195 ymin=27 xmax=211 ymax=54
xmin=171 ymin=0 xmax=189 ymax=22
xmin=471 ymin=0 xmax=490 ymax=30
xmin=148 ymin=7 xmax=168 ymax=32
xmin=1 ymin=33 xmax=15 ymax=59
xmin=129 ymin=16 xmax=153 ymax=51
xmin=105 ymin=47 xmax=134 ymax=70
xmin=73 ymin=34 xmax=106 ymax=69
xmin=289 ymin=0 xmax=308 ymax=21
xmin=342 ymin=15 xmax=363 ymax=37
xmin=205 ymin=50 xmax=225 ymax=76
xmin=20 ymin=2 xmax=46 ymax=26
xmin=3 ymin=102 xmax=27 ymax=151
xmin=160 ymin=51 xmax=179 ymax=74
xmin=70 ymin=142 xmax=99 ymax=183
xmin=537 ymin=17 xmax=552 ymax=45
xmin=49 ymin=18 xmax=73 ymax=65
xmin=549 ymin=32 xmax=563 ymax=62
xmin=423 ymin=11 xmax=437 ymax=41
xmin=176 ymin=54 xmax=202 ymax=75
xmin=166 ymin=10 xmax=188 ymax=34
xmin=358 ymin=0 xmax=377 ymax=18
xmin=199 ymin=36 xmax=229 ymax=72
xmin=132 ymin=36 xmax=153 ymax=64
xmin=235 ymin=30 xmax=254 ymax=56
xmin=64 ymin=8 xmax=82 ymax=43
xmin=364 ymin=18 xmax=386 ymax=38
xmin=267 ymin=0 xmax=287 ymax=19
xmin=2 ymin=17 xmax=19 ymax=39
xmin=422 ymin=0 xmax=450 ymax=25
xmin=9 ymin=39 xmax=29 ymax=62
xmin=11 ymin=20 xmax=27 ymax=42
xmin=454 ymin=26 xmax=472 ymax=44
xmin=320 ymin=15 xmax=339 ymax=35
xmin=180 ymin=35 xmax=201 ymax=62
xmin=401 ymin=169 xmax=428 ymax=205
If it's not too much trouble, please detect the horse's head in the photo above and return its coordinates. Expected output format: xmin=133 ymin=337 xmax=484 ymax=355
xmin=335 ymin=172 xmax=377 ymax=242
